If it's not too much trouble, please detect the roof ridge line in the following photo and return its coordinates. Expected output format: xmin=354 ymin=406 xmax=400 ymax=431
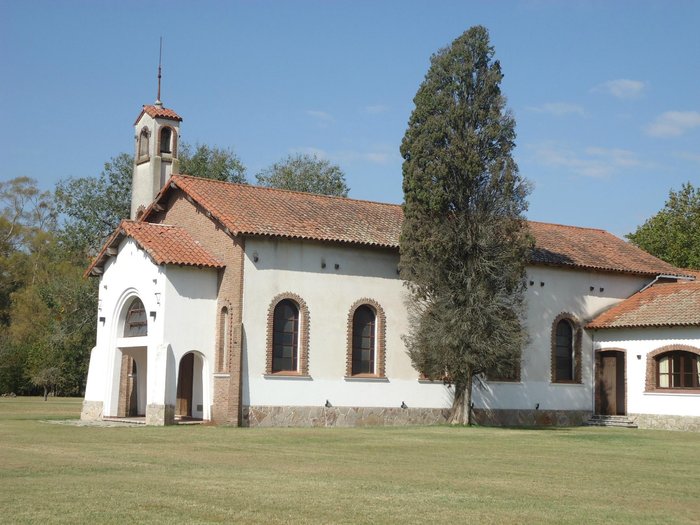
xmin=528 ymin=220 xmax=608 ymax=233
xmin=171 ymin=174 xmax=403 ymax=208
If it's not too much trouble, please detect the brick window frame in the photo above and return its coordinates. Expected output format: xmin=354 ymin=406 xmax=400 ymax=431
xmin=265 ymin=292 xmax=310 ymax=376
xmin=550 ymin=312 xmax=582 ymax=384
xmin=137 ymin=127 xmax=150 ymax=164
xmin=215 ymin=304 xmax=230 ymax=373
xmin=645 ymin=344 xmax=700 ymax=392
xmin=157 ymin=125 xmax=177 ymax=157
xmin=345 ymin=298 xmax=386 ymax=378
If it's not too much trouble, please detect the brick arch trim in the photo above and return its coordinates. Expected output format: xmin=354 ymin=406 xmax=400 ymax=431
xmin=345 ymin=298 xmax=387 ymax=378
xmin=215 ymin=301 xmax=231 ymax=373
xmin=550 ymin=312 xmax=583 ymax=383
xmin=265 ymin=292 xmax=310 ymax=376
xmin=645 ymin=344 xmax=700 ymax=392
xmin=157 ymin=125 xmax=178 ymax=157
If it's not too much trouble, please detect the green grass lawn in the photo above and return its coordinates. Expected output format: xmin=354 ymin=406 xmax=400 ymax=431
xmin=0 ymin=398 xmax=698 ymax=524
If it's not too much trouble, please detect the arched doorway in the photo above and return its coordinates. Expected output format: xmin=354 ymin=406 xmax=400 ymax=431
xmin=176 ymin=352 xmax=206 ymax=420
xmin=113 ymin=296 xmax=148 ymax=419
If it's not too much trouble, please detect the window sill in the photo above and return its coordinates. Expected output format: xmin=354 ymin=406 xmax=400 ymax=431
xmin=344 ymin=376 xmax=389 ymax=383
xmin=486 ymin=380 xmax=523 ymax=385
xmin=136 ymin=156 xmax=150 ymax=165
xmin=263 ymin=373 xmax=312 ymax=381
xmin=550 ymin=381 xmax=584 ymax=386
xmin=644 ymin=389 xmax=700 ymax=395
xmin=213 ymin=373 xmax=230 ymax=378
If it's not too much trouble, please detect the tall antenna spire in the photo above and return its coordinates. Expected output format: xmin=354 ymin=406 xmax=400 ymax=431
xmin=155 ymin=37 xmax=163 ymax=107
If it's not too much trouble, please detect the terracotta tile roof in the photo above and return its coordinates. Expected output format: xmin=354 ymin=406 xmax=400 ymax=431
xmin=163 ymin=175 xmax=404 ymax=248
xmin=527 ymin=221 xmax=685 ymax=277
xmin=140 ymin=175 xmax=685 ymax=277
xmin=134 ymin=104 xmax=183 ymax=124
xmin=86 ymin=220 xmax=223 ymax=276
xmin=587 ymin=279 xmax=700 ymax=329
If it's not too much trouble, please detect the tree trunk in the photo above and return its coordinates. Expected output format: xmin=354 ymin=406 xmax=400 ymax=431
xmin=448 ymin=373 xmax=474 ymax=425
xmin=43 ymin=386 xmax=48 ymax=401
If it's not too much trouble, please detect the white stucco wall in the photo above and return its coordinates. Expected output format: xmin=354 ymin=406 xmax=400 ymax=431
xmin=163 ymin=265 xmax=217 ymax=419
xmin=593 ymin=327 xmax=700 ymax=417
xmin=241 ymin=239 xmax=653 ymax=413
xmin=241 ymin=238 xmax=453 ymax=410
xmin=475 ymin=267 xmax=649 ymax=411
xmin=83 ymin=238 xmax=217 ymax=419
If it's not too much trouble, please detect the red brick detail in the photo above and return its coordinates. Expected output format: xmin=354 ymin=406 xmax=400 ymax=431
xmin=265 ymin=292 xmax=310 ymax=376
xmin=154 ymin=190 xmax=246 ymax=425
xmin=644 ymin=344 xmax=700 ymax=392
xmin=550 ymin=312 xmax=582 ymax=384
xmin=345 ymin=298 xmax=386 ymax=378
xmin=215 ymin=303 xmax=231 ymax=373
xmin=157 ymin=125 xmax=178 ymax=158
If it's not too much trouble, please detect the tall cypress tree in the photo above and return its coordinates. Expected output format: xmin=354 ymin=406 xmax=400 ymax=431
xmin=400 ymin=26 xmax=532 ymax=425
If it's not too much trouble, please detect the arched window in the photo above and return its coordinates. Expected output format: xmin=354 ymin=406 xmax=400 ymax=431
xmin=656 ymin=351 xmax=700 ymax=389
xmin=555 ymin=320 xmax=573 ymax=381
xmin=159 ymin=127 xmax=172 ymax=154
xmin=352 ymin=305 xmax=376 ymax=375
xmin=345 ymin=299 xmax=386 ymax=378
xmin=551 ymin=314 xmax=581 ymax=383
xmin=272 ymin=300 xmax=299 ymax=373
xmin=217 ymin=306 xmax=229 ymax=373
xmin=124 ymin=298 xmax=147 ymax=337
xmin=138 ymin=128 xmax=150 ymax=160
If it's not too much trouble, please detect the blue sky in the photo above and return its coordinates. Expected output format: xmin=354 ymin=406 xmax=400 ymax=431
xmin=2 ymin=1 xmax=698 ymax=237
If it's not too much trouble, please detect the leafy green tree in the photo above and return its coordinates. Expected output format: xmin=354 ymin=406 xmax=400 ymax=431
xmin=626 ymin=182 xmax=700 ymax=269
xmin=56 ymin=144 xmax=247 ymax=256
xmin=399 ymin=26 xmax=531 ymax=425
xmin=55 ymin=153 xmax=132 ymax=256
xmin=179 ymin=143 xmax=247 ymax=183
xmin=255 ymin=153 xmax=349 ymax=197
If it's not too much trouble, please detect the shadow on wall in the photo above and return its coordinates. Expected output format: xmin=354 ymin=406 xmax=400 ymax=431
xmin=246 ymin=240 xmax=400 ymax=280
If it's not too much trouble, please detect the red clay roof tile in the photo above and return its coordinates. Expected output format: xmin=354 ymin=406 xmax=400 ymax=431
xmin=86 ymin=220 xmax=223 ymax=276
xmin=134 ymin=104 xmax=183 ymax=125
xmin=141 ymin=175 xmax=685 ymax=278
xmin=587 ymin=279 xmax=700 ymax=328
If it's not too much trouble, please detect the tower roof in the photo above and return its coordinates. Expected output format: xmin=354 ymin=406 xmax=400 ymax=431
xmin=134 ymin=104 xmax=183 ymax=125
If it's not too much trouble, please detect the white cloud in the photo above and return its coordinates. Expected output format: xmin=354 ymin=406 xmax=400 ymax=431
xmin=530 ymin=142 xmax=646 ymax=178
xmin=305 ymin=110 xmax=334 ymax=127
xmin=593 ymin=79 xmax=646 ymax=99
xmin=645 ymin=111 xmax=700 ymax=137
xmin=364 ymin=104 xmax=389 ymax=114
xmin=526 ymin=102 xmax=585 ymax=117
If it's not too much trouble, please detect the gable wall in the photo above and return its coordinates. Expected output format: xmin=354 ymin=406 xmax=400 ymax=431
xmin=153 ymin=189 xmax=245 ymax=424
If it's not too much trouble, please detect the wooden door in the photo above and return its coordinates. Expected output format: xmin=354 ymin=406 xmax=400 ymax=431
xmin=599 ymin=352 xmax=625 ymax=415
xmin=176 ymin=353 xmax=194 ymax=417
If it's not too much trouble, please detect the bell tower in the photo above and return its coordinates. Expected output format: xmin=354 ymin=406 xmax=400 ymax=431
xmin=130 ymin=42 xmax=182 ymax=219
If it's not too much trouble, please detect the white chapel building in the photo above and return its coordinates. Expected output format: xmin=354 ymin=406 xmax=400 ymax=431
xmin=80 ymin=100 xmax=700 ymax=431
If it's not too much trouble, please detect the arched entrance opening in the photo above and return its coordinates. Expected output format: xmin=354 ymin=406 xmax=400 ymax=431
xmin=176 ymin=351 xmax=206 ymax=421
xmin=109 ymin=295 xmax=149 ymax=419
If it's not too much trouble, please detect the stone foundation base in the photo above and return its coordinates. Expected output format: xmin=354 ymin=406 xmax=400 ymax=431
xmin=145 ymin=403 xmax=175 ymax=426
xmin=631 ymin=413 xmax=700 ymax=432
xmin=473 ymin=408 xmax=592 ymax=427
xmin=243 ymin=405 xmax=450 ymax=427
xmin=80 ymin=400 xmax=103 ymax=421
